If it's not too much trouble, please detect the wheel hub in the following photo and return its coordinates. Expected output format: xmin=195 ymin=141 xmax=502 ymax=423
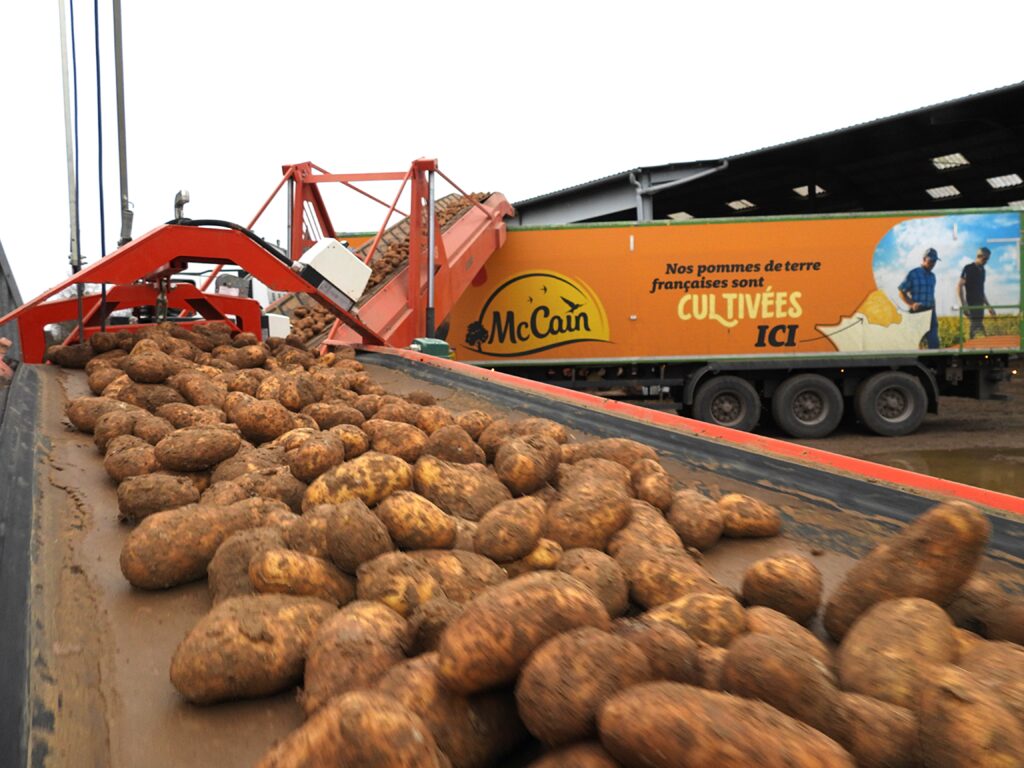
xmin=792 ymin=390 xmax=826 ymax=425
xmin=711 ymin=393 xmax=743 ymax=425
xmin=876 ymin=386 xmax=909 ymax=421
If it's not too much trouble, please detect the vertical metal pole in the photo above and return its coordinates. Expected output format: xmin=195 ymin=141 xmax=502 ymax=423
xmin=58 ymin=0 xmax=85 ymax=336
xmin=286 ymin=179 xmax=294 ymax=261
xmin=426 ymin=170 xmax=436 ymax=338
xmin=112 ymin=0 xmax=132 ymax=245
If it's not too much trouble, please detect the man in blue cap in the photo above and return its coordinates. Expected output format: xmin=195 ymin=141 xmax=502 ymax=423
xmin=898 ymin=247 xmax=940 ymax=349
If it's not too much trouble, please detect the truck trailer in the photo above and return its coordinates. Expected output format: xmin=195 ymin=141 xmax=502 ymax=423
xmin=449 ymin=209 xmax=1023 ymax=438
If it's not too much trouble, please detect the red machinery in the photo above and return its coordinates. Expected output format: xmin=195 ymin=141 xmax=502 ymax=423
xmin=0 ymin=159 xmax=512 ymax=363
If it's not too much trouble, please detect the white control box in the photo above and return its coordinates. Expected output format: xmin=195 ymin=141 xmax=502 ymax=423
xmin=297 ymin=239 xmax=372 ymax=311
xmin=262 ymin=313 xmax=292 ymax=339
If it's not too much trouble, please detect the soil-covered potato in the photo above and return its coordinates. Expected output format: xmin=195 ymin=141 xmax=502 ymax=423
xmin=120 ymin=498 xmax=296 ymax=589
xmin=304 ymin=451 xmax=412 ymax=511
xmin=611 ymin=619 xmax=700 ymax=685
xmin=517 ymin=627 xmax=652 ymax=746
xmin=352 ymin=393 xmax=385 ymax=419
xmin=300 ymin=400 xmax=365 ymax=429
xmin=557 ymin=548 xmax=629 ymax=618
xmin=944 ymin=574 xmax=1008 ymax=635
xmin=721 ymin=633 xmax=848 ymax=743
xmin=414 ymin=405 xmax=454 ymax=435
xmin=124 ymin=350 xmax=174 ymax=384
xmin=423 ymin=424 xmax=487 ymax=464
xmin=285 ymin=432 xmax=345 ymax=483
xmin=256 ymin=373 xmax=323 ymax=412
xmin=717 ymin=493 xmax=783 ymax=538
xmin=374 ymin=399 xmax=422 ymax=425
xmin=453 ymin=518 xmax=477 ymax=551
xmin=474 ymin=496 xmax=547 ymax=563
xmin=918 ymin=665 xmax=1024 ymax=768
xmin=454 ymin=409 xmax=493 ymax=441
xmin=169 ymin=594 xmax=334 ymax=704
xmin=436 ymin=571 xmax=611 ymax=694
xmin=407 ymin=597 xmax=465 ymax=655
xmin=132 ymin=413 xmax=175 ymax=444
xmin=327 ymin=423 xmax=370 ymax=459
xmin=154 ymin=425 xmax=241 ymax=472
xmin=356 ymin=551 xmax=447 ymax=617
xmin=556 ymin=458 xmax=631 ymax=496
xmin=173 ymin=374 xmax=226 ymax=408
xmin=116 ymin=473 xmax=200 ymax=521
xmin=560 ymin=437 xmax=656 ymax=468
xmin=408 ymin=550 xmax=508 ymax=603
xmin=544 ymin=481 xmax=631 ymax=551
xmin=494 ymin=434 xmax=561 ymax=496
xmin=666 ymin=489 xmax=724 ymax=550
xmin=210 ymin=446 xmax=285 ymax=484
xmin=837 ymin=597 xmax=957 ymax=708
xmin=824 ymin=501 xmax=990 ymax=640
xmin=324 ymin=498 xmax=395 ymax=573
xmin=479 ymin=417 xmax=568 ymax=463
xmin=741 ymin=554 xmax=823 ymax=624
xmin=376 ymin=491 xmax=457 ymax=550
xmin=46 ymin=342 xmax=94 ymax=368
xmin=745 ymin=606 xmax=833 ymax=669
xmin=66 ymin=396 xmax=139 ymax=433
xmin=838 ymin=693 xmax=918 ymax=768
xmin=644 ymin=592 xmax=747 ymax=647
xmin=155 ymin=402 xmax=226 ymax=428
xmin=234 ymin=466 xmax=306 ymax=513
xmin=503 ymin=538 xmax=564 ymax=578
xmin=248 ymin=548 xmax=355 ymax=606
xmin=630 ymin=458 xmax=673 ymax=511
xmin=607 ymin=500 xmax=685 ymax=558
xmin=256 ymin=691 xmax=447 ymax=768
xmin=88 ymin=365 xmax=125 ymax=395
xmin=696 ymin=644 xmax=728 ymax=691
xmin=232 ymin=398 xmax=297 ymax=444
xmin=103 ymin=438 xmax=159 ymax=482
xmin=362 ymin=419 xmax=429 ymax=463
xmin=300 ymin=602 xmax=409 ymax=715
xmin=413 ymin=455 xmax=512 ymax=521
xmin=527 ymin=743 xmax=619 ymax=768
xmin=613 ymin=541 xmax=729 ymax=608
xmin=224 ymin=368 xmax=272 ymax=396
xmin=376 ymin=653 xmax=526 ymax=768
xmin=986 ymin=597 xmax=1024 ymax=644
xmin=201 ymin=481 xmax=249 ymax=508
xmin=597 ymin=682 xmax=855 ymax=768
xmin=958 ymin=641 xmax=1024 ymax=723
xmin=207 ymin=527 xmax=286 ymax=604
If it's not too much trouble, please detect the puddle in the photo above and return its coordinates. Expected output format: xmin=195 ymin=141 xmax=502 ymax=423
xmin=871 ymin=448 xmax=1024 ymax=497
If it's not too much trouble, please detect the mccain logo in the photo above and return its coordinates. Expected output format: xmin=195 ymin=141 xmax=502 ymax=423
xmin=463 ymin=271 xmax=610 ymax=357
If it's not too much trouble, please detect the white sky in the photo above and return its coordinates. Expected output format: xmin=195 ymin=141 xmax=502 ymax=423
xmin=1 ymin=1 xmax=1021 ymax=301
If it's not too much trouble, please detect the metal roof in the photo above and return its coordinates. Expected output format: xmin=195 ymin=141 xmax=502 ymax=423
xmin=512 ymin=81 xmax=1024 ymax=225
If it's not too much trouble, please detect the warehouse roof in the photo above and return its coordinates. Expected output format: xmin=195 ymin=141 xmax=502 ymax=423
xmin=512 ymin=81 xmax=1024 ymax=226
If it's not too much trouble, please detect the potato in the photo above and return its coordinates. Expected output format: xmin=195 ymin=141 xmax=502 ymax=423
xmin=614 ymin=542 xmax=729 ymax=608
xmin=479 ymin=417 xmax=567 ymax=462
xmin=377 ymin=653 xmax=526 ymax=768
xmin=103 ymin=439 xmax=159 ymax=482
xmin=66 ymin=396 xmax=139 ymax=433
xmin=503 ymin=538 xmax=564 ymax=578
xmin=944 ymin=574 xmax=1008 ymax=635
xmin=745 ymin=606 xmax=832 ymax=669
xmin=607 ymin=500 xmax=685 ymax=557
xmin=362 ymin=419 xmax=429 ymax=463
xmin=695 ymin=644 xmax=728 ymax=691
xmin=275 ymin=502 xmax=333 ymax=558
xmin=474 ymin=496 xmax=546 ymax=562
xmin=454 ymin=409 xmax=493 ymax=440
xmin=256 ymin=691 xmax=447 ymax=768
xmin=356 ymin=551 xmax=447 ymax=617
xmin=958 ymin=641 xmax=1024 ymax=722
xmin=630 ymin=458 xmax=672 ymax=511
xmin=352 ymin=393 xmax=385 ymax=419
xmin=234 ymin=466 xmax=306 ymax=513
xmin=436 ymin=571 xmax=610 ymax=694
xmin=285 ymin=432 xmax=345 ymax=483
xmin=560 ymin=437 xmax=656 ymax=468
xmin=408 ymin=550 xmax=508 ymax=603
xmin=741 ymin=554 xmax=822 ymax=623
xmin=123 ymin=350 xmax=173 ymax=384
xmin=557 ymin=458 xmax=631 ymax=496
xmin=721 ymin=633 xmax=848 ymax=743
xmin=207 ymin=527 xmax=286 ymax=603
xmin=132 ymin=413 xmax=175 ymax=444
xmin=304 ymin=451 xmax=412 ymax=511
xmin=517 ymin=627 xmax=651 ymax=746
xmin=300 ymin=400 xmax=365 ymax=429
xmin=88 ymin=365 xmax=126 ymax=395
xmin=824 ymin=502 xmax=990 ymax=640
xmin=232 ymin=398 xmax=297 ymax=444
xmin=224 ymin=368 xmax=271 ymax=396
xmin=838 ymin=693 xmax=918 ymax=768
xmin=413 ymin=455 xmax=512 ymax=521
xmin=154 ymin=402 xmax=226 ymax=428
xmin=119 ymin=498 xmax=296 ymax=589
xmin=116 ymin=473 xmax=200 ymax=522
xmin=210 ymin=446 xmax=284 ymax=484
xmin=327 ymin=423 xmax=370 ymax=459
xmin=645 ymin=592 xmax=747 ymax=647
xmin=666 ymin=489 xmax=724 ymax=550
xmin=174 ymin=374 xmax=227 ymax=408
xmin=87 ymin=333 xmax=127 ymax=355
xmin=717 ymin=492 xmax=782 ymax=538
xmin=453 ymin=518 xmax=477 ymax=551
xmin=527 ymin=743 xmax=619 ymax=768
xmin=46 ymin=342 xmax=94 ymax=368
xmin=986 ymin=597 xmax=1024 ymax=644
xmin=599 ymin=682 xmax=853 ymax=767
xmin=611 ymin=619 xmax=700 ymax=684
xmin=557 ymin=548 xmax=629 ymax=617
xmin=837 ymin=598 xmax=957 ymax=708
xmin=169 ymin=594 xmax=334 ymax=704
xmin=954 ymin=627 xmax=984 ymax=656
xmin=154 ymin=425 xmax=241 ymax=472
xmin=256 ymin=373 xmax=323 ymax=411
xmin=407 ymin=597 xmax=465 ymax=655
xmin=422 ymin=425 xmax=487 ymax=464
xmin=494 ymin=434 xmax=561 ymax=496
xmin=324 ymin=498 xmax=395 ymax=573
xmin=301 ymin=602 xmax=409 ymax=715
xmin=544 ymin=481 xmax=631 ymax=551
xmin=918 ymin=665 xmax=1024 ymax=768
xmin=374 ymin=400 xmax=421 ymax=424
xmin=414 ymin=405 xmax=454 ymax=435
xmin=249 ymin=548 xmax=355 ymax=606
xmin=376 ymin=491 xmax=457 ymax=550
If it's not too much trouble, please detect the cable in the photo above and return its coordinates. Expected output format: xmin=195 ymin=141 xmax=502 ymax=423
xmin=168 ymin=219 xmax=291 ymax=265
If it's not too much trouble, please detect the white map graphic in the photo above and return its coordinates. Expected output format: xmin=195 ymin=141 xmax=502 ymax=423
xmin=816 ymin=311 xmax=933 ymax=352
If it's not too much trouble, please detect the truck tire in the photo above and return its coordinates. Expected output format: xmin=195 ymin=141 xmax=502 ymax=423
xmin=692 ymin=375 xmax=761 ymax=432
xmin=771 ymin=374 xmax=843 ymax=439
xmin=854 ymin=371 xmax=927 ymax=436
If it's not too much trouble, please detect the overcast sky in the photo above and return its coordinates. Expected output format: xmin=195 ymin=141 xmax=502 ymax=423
xmin=1 ymin=1 xmax=1021 ymax=301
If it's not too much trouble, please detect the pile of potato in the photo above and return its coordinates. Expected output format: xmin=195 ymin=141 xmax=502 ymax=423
xmin=286 ymin=305 xmax=335 ymax=345
xmin=53 ymin=324 xmax=1023 ymax=767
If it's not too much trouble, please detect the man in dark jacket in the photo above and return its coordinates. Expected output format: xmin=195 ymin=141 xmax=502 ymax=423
xmin=958 ymin=247 xmax=996 ymax=339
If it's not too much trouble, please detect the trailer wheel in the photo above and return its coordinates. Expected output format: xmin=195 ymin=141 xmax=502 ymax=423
xmin=854 ymin=372 xmax=927 ymax=436
xmin=771 ymin=374 xmax=843 ymax=438
xmin=692 ymin=375 xmax=761 ymax=432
